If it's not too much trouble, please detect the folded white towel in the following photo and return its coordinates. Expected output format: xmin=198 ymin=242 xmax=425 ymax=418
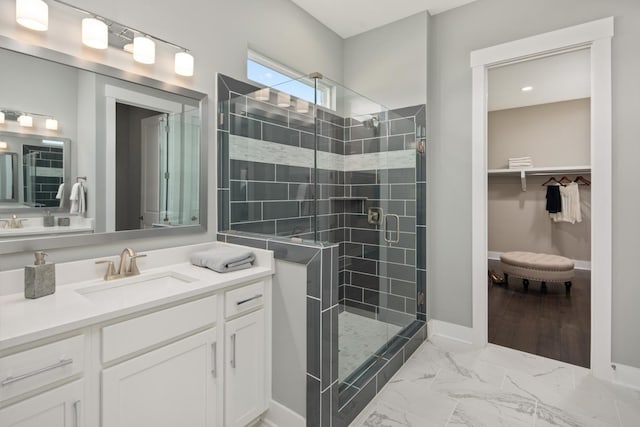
xmin=190 ymin=247 xmax=256 ymax=273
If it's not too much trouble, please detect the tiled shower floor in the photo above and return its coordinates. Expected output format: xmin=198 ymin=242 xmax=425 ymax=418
xmin=339 ymin=310 xmax=402 ymax=381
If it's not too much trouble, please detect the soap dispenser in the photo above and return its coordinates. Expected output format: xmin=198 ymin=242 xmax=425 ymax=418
xmin=43 ymin=210 xmax=55 ymax=227
xmin=24 ymin=251 xmax=56 ymax=299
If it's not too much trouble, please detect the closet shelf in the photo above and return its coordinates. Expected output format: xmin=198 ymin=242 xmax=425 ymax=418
xmin=488 ymin=165 xmax=591 ymax=191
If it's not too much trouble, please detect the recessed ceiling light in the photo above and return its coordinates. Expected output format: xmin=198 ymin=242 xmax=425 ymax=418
xmin=521 ymin=86 xmax=533 ymax=92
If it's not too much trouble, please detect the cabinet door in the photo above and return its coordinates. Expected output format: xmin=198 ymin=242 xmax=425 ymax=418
xmin=0 ymin=380 xmax=83 ymax=427
xmin=225 ymin=309 xmax=266 ymax=427
xmin=102 ymin=328 xmax=217 ymax=427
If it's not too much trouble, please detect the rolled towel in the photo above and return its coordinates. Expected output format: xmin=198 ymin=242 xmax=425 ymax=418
xmin=190 ymin=247 xmax=256 ymax=273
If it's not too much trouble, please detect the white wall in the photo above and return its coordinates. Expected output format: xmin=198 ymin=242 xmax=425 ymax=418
xmin=0 ymin=0 xmax=343 ymax=269
xmin=344 ymin=12 xmax=428 ymax=109
xmin=428 ymin=0 xmax=640 ymax=368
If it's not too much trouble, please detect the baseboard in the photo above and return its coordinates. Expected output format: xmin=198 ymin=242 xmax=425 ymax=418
xmin=262 ymin=399 xmax=305 ymax=427
xmin=488 ymin=251 xmax=591 ymax=271
xmin=427 ymin=319 xmax=474 ymax=345
xmin=612 ymin=363 xmax=640 ymax=391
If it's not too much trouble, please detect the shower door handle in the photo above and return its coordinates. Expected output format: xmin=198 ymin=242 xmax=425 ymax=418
xmin=383 ymin=214 xmax=400 ymax=244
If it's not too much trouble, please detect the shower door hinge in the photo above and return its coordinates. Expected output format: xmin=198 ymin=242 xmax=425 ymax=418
xmin=416 ymin=140 xmax=425 ymax=154
xmin=164 ymin=172 xmax=170 ymax=180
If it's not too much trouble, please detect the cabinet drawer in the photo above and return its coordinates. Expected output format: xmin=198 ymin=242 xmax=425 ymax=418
xmin=0 ymin=335 xmax=84 ymax=402
xmin=225 ymin=281 xmax=265 ymax=318
xmin=102 ymin=295 xmax=217 ymax=364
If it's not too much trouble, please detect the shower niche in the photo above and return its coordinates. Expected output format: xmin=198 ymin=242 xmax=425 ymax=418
xmin=217 ymin=73 xmax=427 ymax=426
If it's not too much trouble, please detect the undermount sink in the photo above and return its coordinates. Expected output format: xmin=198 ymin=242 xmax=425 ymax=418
xmin=76 ymin=271 xmax=198 ymax=305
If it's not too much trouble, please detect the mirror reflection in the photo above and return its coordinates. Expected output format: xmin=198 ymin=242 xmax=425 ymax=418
xmin=0 ymin=46 xmax=202 ymax=240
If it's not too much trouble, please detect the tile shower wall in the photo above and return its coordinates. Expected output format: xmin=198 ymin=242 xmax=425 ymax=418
xmin=218 ymin=75 xmax=424 ymax=322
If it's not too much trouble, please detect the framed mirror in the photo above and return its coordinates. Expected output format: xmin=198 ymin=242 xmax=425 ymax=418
xmin=0 ymin=35 xmax=208 ymax=253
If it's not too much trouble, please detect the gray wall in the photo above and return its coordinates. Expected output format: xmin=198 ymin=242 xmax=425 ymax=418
xmin=344 ymin=12 xmax=428 ymax=110
xmin=0 ymin=0 xmax=343 ymax=270
xmin=428 ymin=0 xmax=640 ymax=368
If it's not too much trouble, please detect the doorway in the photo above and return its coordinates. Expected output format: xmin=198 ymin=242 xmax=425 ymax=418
xmin=470 ymin=18 xmax=613 ymax=379
xmin=486 ymin=49 xmax=592 ymax=367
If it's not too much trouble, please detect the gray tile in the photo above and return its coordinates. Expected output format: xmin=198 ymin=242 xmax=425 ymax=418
xmin=389 ymin=117 xmax=415 ymax=135
xmin=417 ymin=150 xmax=426 ymax=182
xmin=378 ymin=168 xmax=415 ymax=184
xmin=387 ymin=135 xmax=405 ymax=151
xmin=317 ymin=169 xmax=342 ymax=184
xmin=337 ymin=376 xmax=377 ymax=425
xmin=291 ymin=184 xmax=315 ymax=201
xmin=268 ymin=240 xmax=319 ymax=264
xmin=230 ymin=181 xmax=246 ymax=201
xmin=226 ymin=235 xmax=268 ymax=249
xmin=263 ymin=122 xmax=300 ymax=147
xmin=417 ymin=269 xmax=426 ymax=315
xmin=341 ymin=242 xmax=363 ymax=258
xmin=376 ymin=349 xmax=404 ymax=392
xmin=350 ymin=229 xmax=381 ymax=245
xmin=301 ymin=132 xmax=315 ymax=150
xmin=344 ymin=257 xmax=376 ymax=275
xmin=362 ymin=245 xmax=405 ymax=264
xmin=345 ymin=170 xmax=377 ymax=185
xmin=378 ymin=307 xmax=414 ymax=328
xmin=345 ymin=140 xmax=363 ymax=155
xmin=417 ymin=225 xmax=426 ymax=269
xmin=289 ymin=111 xmax=315 ymax=133
xmin=275 ymin=217 xmax=312 ymax=236
xmin=218 ymin=189 xmax=229 ymax=230
xmin=217 ymin=131 xmax=229 ymax=188
xmin=307 ymin=297 xmax=321 ymax=379
xmin=417 ymin=182 xmax=426 ymax=225
xmin=216 ymin=233 xmax=226 ymax=242
xmin=317 ymin=214 xmax=339 ymax=231
xmin=344 ymin=285 xmax=363 ymax=302
xmin=321 ymin=386 xmax=331 ymax=427
xmin=230 ymin=159 xmax=275 ymax=181
xmin=230 ymin=202 xmax=262 ymax=222
xmin=276 ymin=164 xmax=311 ymax=183
xmin=231 ymin=220 xmax=275 ymax=235
xmin=263 ymin=201 xmax=299 ymax=220
xmin=388 ymin=104 xmax=424 ymax=119
xmin=308 ymin=252 xmax=321 ymax=298
xmin=246 ymin=98 xmax=289 ymax=127
xmin=229 ymin=114 xmax=261 ymax=139
xmin=351 ymin=272 xmax=389 ymax=293
xmin=321 ymin=308 xmax=332 ymax=390
xmin=322 ymin=247 xmax=332 ymax=310
xmin=390 ymin=278 xmax=416 ymax=298
xmin=321 ymin=184 xmax=345 ymax=199
xmin=378 ymin=262 xmax=415 ymax=282
xmin=306 ymin=374 xmax=321 ymax=427
xmin=332 ymin=247 xmax=339 ymax=306
xmin=247 ymin=182 xmax=288 ymax=201
xmin=362 ymin=137 xmax=388 ymax=154
xmin=391 ymin=184 xmax=416 ymax=200
xmin=343 ymin=300 xmax=378 ymax=318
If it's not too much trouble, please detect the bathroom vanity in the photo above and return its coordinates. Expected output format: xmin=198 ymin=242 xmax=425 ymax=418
xmin=0 ymin=242 xmax=274 ymax=427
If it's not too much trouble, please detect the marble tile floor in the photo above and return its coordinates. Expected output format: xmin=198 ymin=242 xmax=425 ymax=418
xmin=351 ymin=336 xmax=640 ymax=427
xmin=339 ymin=310 xmax=402 ymax=381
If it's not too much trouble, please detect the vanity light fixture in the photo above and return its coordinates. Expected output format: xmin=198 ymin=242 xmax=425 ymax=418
xmin=296 ymin=99 xmax=309 ymax=114
xmin=0 ymin=111 xmax=4 ymax=124
xmin=277 ymin=92 xmax=291 ymax=108
xmin=133 ymin=36 xmax=155 ymax=64
xmin=123 ymin=43 xmax=134 ymax=53
xmin=17 ymin=114 xmax=33 ymax=127
xmin=255 ymin=88 xmax=270 ymax=101
xmin=521 ymin=86 xmax=534 ymax=92
xmin=45 ymin=118 xmax=59 ymax=130
xmin=175 ymin=51 xmax=194 ymax=77
xmin=0 ymin=142 xmax=7 ymax=150
xmin=16 ymin=0 xmax=49 ymax=31
xmin=82 ymin=17 xmax=108 ymax=49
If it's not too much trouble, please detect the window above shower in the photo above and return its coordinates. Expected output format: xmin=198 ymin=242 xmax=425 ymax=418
xmin=247 ymin=49 xmax=335 ymax=109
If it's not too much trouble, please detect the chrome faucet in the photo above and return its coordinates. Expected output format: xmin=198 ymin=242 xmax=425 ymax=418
xmin=1 ymin=214 xmax=26 ymax=229
xmin=95 ymin=248 xmax=147 ymax=281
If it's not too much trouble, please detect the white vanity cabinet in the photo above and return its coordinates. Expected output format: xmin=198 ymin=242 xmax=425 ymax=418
xmin=0 ymin=272 xmax=272 ymax=427
xmin=224 ymin=281 xmax=268 ymax=427
xmin=0 ymin=380 xmax=83 ymax=427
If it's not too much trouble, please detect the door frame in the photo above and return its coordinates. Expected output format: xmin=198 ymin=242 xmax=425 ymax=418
xmin=470 ymin=17 xmax=614 ymax=380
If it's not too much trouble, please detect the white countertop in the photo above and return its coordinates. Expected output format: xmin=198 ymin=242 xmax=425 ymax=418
xmin=0 ymin=242 xmax=274 ymax=352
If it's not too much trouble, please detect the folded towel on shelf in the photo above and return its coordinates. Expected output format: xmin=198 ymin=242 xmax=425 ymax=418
xmin=508 ymin=156 xmax=533 ymax=169
xmin=190 ymin=247 xmax=256 ymax=273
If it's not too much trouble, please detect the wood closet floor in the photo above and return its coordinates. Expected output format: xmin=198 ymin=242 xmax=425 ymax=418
xmin=488 ymin=260 xmax=591 ymax=368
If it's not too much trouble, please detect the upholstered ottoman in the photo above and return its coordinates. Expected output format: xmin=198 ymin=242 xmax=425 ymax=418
xmin=500 ymin=251 xmax=574 ymax=294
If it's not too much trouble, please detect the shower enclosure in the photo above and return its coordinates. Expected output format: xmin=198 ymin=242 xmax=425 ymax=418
xmin=218 ymin=72 xmax=426 ymax=424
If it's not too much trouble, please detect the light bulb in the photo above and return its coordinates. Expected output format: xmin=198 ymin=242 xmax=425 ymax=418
xmin=18 ymin=114 xmax=33 ymax=127
xmin=255 ymin=88 xmax=270 ymax=101
xmin=277 ymin=92 xmax=290 ymax=108
xmin=175 ymin=51 xmax=194 ymax=76
xmin=123 ymin=43 xmax=134 ymax=53
xmin=133 ymin=36 xmax=155 ymax=64
xmin=0 ymin=142 xmax=7 ymax=150
xmin=82 ymin=18 xmax=108 ymax=49
xmin=16 ymin=0 xmax=48 ymax=31
xmin=45 ymin=118 xmax=58 ymax=130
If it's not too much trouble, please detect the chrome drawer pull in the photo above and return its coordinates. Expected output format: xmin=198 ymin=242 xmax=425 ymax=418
xmin=73 ymin=400 xmax=81 ymax=427
xmin=230 ymin=333 xmax=236 ymax=368
xmin=1 ymin=358 xmax=73 ymax=386
xmin=236 ymin=294 xmax=263 ymax=306
xmin=211 ymin=342 xmax=217 ymax=377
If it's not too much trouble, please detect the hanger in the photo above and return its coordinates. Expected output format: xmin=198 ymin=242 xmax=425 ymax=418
xmin=574 ymin=175 xmax=591 ymax=185
xmin=558 ymin=176 xmax=573 ymax=185
xmin=541 ymin=176 xmax=565 ymax=186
